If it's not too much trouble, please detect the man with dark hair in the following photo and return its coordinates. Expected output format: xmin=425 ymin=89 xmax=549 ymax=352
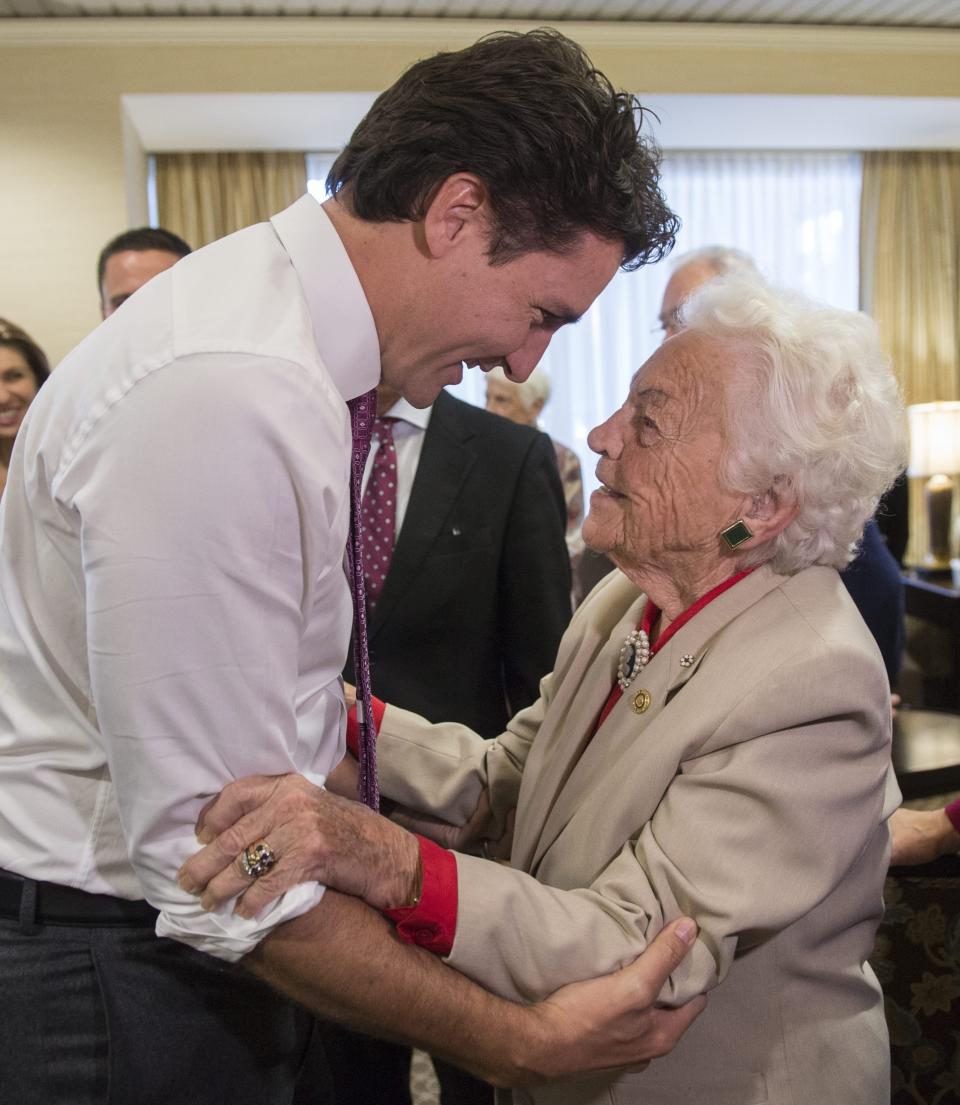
xmin=326 ymin=30 xmax=675 ymax=272
xmin=97 ymin=225 xmax=192 ymax=318
xmin=0 ymin=29 xmax=701 ymax=1105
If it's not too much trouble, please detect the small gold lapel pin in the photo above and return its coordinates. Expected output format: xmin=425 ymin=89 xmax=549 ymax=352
xmin=632 ymin=689 xmax=651 ymax=714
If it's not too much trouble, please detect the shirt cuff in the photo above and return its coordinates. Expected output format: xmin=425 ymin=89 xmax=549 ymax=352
xmin=346 ymin=695 xmax=386 ymax=759
xmin=155 ymin=880 xmax=326 ymax=963
xmin=945 ymin=797 xmax=960 ymax=835
xmin=382 ymin=835 xmax=458 ymax=956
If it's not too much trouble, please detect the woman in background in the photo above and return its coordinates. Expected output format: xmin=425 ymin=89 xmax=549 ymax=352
xmin=0 ymin=319 xmax=49 ymax=498
xmin=485 ymin=365 xmax=584 ymax=563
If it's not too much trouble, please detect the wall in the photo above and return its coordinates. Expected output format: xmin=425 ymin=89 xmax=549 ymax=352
xmin=2 ymin=17 xmax=960 ymax=362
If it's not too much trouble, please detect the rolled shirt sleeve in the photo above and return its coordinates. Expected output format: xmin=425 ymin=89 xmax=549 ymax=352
xmin=61 ymin=352 xmax=352 ymax=961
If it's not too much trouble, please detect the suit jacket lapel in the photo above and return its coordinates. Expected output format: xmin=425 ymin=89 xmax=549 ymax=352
xmin=525 ymin=564 xmax=787 ymax=872
xmin=370 ymin=392 xmax=475 ymax=635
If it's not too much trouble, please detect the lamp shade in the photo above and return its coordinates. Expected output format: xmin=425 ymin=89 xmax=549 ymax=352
xmin=907 ymin=401 xmax=960 ymax=478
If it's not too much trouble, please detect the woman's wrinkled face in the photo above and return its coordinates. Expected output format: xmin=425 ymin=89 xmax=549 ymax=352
xmin=0 ymin=347 xmax=39 ymax=440
xmin=583 ymin=331 xmax=747 ymax=574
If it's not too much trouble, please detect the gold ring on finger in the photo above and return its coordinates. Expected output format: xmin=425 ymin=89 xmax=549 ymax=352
xmin=238 ymin=839 xmax=276 ymax=879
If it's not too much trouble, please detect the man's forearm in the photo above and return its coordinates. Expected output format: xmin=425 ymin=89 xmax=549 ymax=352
xmin=243 ymin=888 xmax=705 ymax=1089
xmin=243 ymin=888 xmax=540 ymax=1086
xmin=194 ymin=776 xmax=707 ymax=1082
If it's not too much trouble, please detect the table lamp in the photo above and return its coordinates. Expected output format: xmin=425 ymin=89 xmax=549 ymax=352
xmin=907 ymin=400 xmax=960 ymax=574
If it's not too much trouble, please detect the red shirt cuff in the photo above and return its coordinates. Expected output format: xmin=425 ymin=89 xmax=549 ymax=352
xmin=382 ymin=835 xmax=458 ymax=956
xmin=346 ymin=695 xmax=386 ymax=758
xmin=945 ymin=797 xmax=960 ymax=835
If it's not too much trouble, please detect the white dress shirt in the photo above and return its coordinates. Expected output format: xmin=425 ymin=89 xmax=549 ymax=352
xmin=0 ymin=195 xmax=380 ymax=962
xmin=360 ymin=397 xmax=433 ymax=535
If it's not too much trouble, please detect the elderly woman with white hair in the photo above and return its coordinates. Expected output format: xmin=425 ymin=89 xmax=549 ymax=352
xmin=485 ymin=365 xmax=585 ymax=561
xmin=182 ymin=272 xmax=905 ymax=1105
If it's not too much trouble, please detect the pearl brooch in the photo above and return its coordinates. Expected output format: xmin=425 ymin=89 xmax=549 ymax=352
xmin=617 ymin=627 xmax=651 ymax=691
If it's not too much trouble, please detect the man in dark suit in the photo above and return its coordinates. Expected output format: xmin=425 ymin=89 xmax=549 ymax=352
xmin=349 ymin=383 xmax=571 ymax=737
xmin=315 ymin=381 xmax=573 ymax=1105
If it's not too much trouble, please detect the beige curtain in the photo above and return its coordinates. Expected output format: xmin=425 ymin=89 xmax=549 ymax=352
xmin=860 ymin=151 xmax=960 ymax=564
xmin=155 ymin=151 xmax=307 ymax=249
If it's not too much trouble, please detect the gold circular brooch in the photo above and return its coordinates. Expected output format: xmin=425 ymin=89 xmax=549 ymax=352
xmin=632 ymin=689 xmax=651 ymax=714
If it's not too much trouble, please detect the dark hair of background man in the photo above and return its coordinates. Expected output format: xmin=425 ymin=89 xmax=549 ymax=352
xmin=96 ymin=227 xmax=193 ymax=293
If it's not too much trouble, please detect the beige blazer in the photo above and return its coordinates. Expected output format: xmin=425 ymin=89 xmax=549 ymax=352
xmin=377 ymin=564 xmax=900 ymax=1105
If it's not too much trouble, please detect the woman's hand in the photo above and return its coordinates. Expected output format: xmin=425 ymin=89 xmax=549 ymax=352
xmin=890 ymin=806 xmax=960 ymax=866
xmin=325 ymin=753 xmax=360 ymax=799
xmin=343 ymin=681 xmax=356 ymax=710
xmin=177 ymin=773 xmax=421 ymax=918
xmin=391 ymin=790 xmax=493 ymax=852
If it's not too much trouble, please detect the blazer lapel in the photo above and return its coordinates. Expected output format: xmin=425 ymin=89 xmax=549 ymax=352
xmin=510 ymin=577 xmax=647 ymax=873
xmin=526 ymin=564 xmax=787 ymax=872
xmin=369 ymin=392 xmax=475 ymax=635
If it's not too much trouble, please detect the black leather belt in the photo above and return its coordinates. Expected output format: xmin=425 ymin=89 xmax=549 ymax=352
xmin=0 ymin=869 xmax=159 ymax=926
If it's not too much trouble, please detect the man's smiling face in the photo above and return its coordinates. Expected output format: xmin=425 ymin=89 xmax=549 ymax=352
xmin=387 ymin=229 xmax=624 ymax=408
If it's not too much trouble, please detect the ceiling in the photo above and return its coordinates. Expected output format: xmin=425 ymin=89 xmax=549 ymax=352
xmin=1 ymin=0 xmax=958 ymax=25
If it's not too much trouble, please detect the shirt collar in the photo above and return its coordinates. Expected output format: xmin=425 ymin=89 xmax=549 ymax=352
xmin=270 ymin=194 xmax=381 ymax=402
xmin=382 ymin=395 xmax=433 ymax=432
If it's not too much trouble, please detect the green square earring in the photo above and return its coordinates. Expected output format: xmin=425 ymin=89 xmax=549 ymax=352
xmin=721 ymin=519 xmax=753 ymax=550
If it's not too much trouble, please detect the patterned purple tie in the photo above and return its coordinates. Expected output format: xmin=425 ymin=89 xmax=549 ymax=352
xmin=360 ymin=417 xmax=398 ymax=610
xmin=347 ymin=389 xmax=380 ymax=811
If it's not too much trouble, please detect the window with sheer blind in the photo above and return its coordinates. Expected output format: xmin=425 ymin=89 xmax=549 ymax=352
xmin=306 ymin=150 xmax=863 ymax=499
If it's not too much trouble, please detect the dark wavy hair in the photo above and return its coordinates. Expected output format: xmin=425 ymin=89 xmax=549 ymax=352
xmin=328 ymin=29 xmax=678 ymax=271
xmin=0 ymin=318 xmax=50 ymax=389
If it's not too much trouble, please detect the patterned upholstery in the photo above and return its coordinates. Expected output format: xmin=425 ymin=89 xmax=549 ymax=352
xmin=871 ymin=854 xmax=960 ymax=1103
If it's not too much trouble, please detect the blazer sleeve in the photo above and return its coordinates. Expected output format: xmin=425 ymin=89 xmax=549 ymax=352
xmin=373 ymin=569 xmax=618 ymax=836
xmin=498 ymin=431 xmax=572 ymax=717
xmin=374 ymin=670 xmax=553 ymax=839
xmin=443 ymin=638 xmax=897 ymax=1006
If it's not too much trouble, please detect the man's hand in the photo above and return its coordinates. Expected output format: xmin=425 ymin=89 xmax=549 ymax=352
xmin=178 ymin=774 xmax=420 ymax=917
xmin=516 ymin=918 xmax=707 ymax=1083
xmin=247 ymin=890 xmax=706 ymax=1089
xmin=890 ymin=806 xmax=960 ymax=866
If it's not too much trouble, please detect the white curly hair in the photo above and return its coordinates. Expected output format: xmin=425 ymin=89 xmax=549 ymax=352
xmin=486 ymin=365 xmax=551 ymax=413
xmin=682 ymin=272 xmax=907 ymax=575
